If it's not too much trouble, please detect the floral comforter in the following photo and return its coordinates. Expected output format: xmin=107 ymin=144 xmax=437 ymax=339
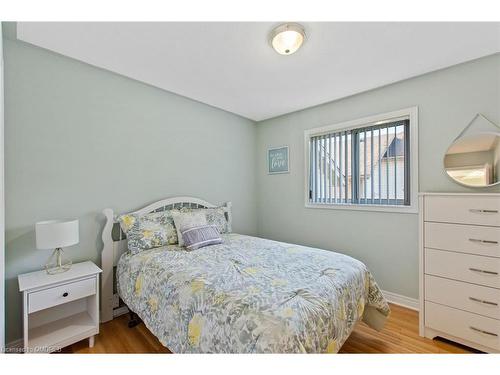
xmin=117 ymin=233 xmax=390 ymax=353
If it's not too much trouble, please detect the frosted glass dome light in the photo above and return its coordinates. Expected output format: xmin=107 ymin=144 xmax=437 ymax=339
xmin=270 ymin=23 xmax=306 ymax=55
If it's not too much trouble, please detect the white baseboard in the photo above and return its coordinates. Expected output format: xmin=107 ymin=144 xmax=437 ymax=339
xmin=382 ymin=290 xmax=419 ymax=311
xmin=113 ymin=305 xmax=129 ymax=318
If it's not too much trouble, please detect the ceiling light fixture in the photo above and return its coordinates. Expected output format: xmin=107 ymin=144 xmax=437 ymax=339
xmin=269 ymin=23 xmax=306 ymax=55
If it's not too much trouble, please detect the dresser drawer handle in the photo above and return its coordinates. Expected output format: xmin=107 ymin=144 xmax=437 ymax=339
xmin=469 ymin=297 xmax=498 ymax=306
xmin=469 ymin=209 xmax=499 ymax=214
xmin=469 ymin=238 xmax=499 ymax=245
xmin=470 ymin=326 xmax=498 ymax=337
xmin=468 ymin=268 xmax=499 ymax=275
xmin=62 ymin=292 xmax=69 ymax=297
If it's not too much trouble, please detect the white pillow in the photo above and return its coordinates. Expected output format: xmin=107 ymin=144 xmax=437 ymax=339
xmin=171 ymin=211 xmax=208 ymax=247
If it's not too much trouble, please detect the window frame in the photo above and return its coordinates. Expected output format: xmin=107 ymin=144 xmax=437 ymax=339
xmin=304 ymin=107 xmax=419 ymax=214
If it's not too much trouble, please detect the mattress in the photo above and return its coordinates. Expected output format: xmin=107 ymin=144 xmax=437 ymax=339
xmin=117 ymin=233 xmax=390 ymax=353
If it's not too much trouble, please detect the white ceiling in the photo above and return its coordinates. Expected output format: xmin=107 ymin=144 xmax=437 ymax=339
xmin=17 ymin=22 xmax=500 ymax=121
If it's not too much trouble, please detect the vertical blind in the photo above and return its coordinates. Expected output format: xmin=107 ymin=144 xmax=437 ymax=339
xmin=309 ymin=119 xmax=410 ymax=206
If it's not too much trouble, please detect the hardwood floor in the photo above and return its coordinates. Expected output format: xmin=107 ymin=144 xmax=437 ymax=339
xmin=63 ymin=303 xmax=477 ymax=354
xmin=339 ymin=304 xmax=477 ymax=353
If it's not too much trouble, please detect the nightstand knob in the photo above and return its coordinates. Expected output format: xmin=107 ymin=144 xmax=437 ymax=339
xmin=62 ymin=292 xmax=69 ymax=297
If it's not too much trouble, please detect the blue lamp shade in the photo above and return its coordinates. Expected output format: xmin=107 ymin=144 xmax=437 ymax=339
xmin=35 ymin=219 xmax=79 ymax=250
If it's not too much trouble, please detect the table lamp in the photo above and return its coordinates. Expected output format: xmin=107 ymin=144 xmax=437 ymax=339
xmin=35 ymin=219 xmax=79 ymax=274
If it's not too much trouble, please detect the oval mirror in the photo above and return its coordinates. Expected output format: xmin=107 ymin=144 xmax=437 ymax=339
xmin=444 ymin=132 xmax=500 ymax=187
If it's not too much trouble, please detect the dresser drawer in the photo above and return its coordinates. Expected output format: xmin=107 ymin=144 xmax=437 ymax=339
xmin=425 ymin=275 xmax=500 ymax=319
xmin=28 ymin=277 xmax=96 ymax=313
xmin=425 ymin=301 xmax=500 ymax=351
xmin=425 ymin=222 xmax=500 ymax=258
xmin=425 ymin=248 xmax=500 ymax=289
xmin=424 ymin=195 xmax=500 ymax=227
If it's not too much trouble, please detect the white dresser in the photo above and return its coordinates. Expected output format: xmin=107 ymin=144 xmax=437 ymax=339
xmin=419 ymin=193 xmax=500 ymax=353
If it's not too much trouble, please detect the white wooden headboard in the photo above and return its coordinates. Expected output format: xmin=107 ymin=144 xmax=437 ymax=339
xmin=101 ymin=196 xmax=232 ymax=322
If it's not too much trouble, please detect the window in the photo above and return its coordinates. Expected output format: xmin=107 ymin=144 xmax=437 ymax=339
xmin=305 ymin=107 xmax=418 ymax=212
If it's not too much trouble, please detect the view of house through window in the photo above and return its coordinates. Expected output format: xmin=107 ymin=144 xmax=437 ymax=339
xmin=309 ymin=118 xmax=410 ymax=206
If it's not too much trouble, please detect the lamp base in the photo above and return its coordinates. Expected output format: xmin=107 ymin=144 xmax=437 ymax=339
xmin=45 ymin=248 xmax=72 ymax=275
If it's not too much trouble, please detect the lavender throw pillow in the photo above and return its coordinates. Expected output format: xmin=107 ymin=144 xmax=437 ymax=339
xmin=181 ymin=225 xmax=222 ymax=250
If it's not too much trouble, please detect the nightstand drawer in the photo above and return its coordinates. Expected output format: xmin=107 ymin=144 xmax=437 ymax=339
xmin=28 ymin=277 xmax=96 ymax=313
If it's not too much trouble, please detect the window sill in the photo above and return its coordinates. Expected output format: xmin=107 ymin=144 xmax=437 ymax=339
xmin=305 ymin=202 xmax=418 ymax=214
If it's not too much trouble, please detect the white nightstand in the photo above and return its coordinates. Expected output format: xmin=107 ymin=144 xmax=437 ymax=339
xmin=18 ymin=261 xmax=102 ymax=353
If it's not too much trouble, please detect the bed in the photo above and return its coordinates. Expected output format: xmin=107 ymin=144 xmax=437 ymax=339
xmin=101 ymin=196 xmax=390 ymax=353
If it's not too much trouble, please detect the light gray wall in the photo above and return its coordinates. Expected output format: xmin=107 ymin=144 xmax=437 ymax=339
xmin=3 ymin=37 xmax=257 ymax=343
xmin=256 ymin=53 xmax=500 ymax=301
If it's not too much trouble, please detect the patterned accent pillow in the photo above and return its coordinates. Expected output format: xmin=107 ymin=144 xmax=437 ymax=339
xmin=118 ymin=211 xmax=178 ymax=254
xmin=181 ymin=225 xmax=222 ymax=250
xmin=171 ymin=211 xmax=208 ymax=247
xmin=180 ymin=206 xmax=231 ymax=234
